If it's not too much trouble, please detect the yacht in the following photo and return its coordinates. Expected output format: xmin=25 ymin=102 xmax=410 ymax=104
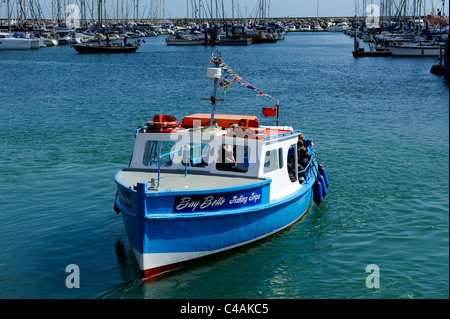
xmin=0 ymin=32 xmax=32 ymax=50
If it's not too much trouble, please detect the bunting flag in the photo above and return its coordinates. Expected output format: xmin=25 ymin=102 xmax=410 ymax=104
xmin=217 ymin=59 xmax=279 ymax=116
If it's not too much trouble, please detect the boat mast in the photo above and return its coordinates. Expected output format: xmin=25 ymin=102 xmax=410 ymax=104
xmin=203 ymin=51 xmax=224 ymax=127
xmin=210 ymin=52 xmax=220 ymax=126
xmin=7 ymin=0 xmax=11 ymax=33
xmin=98 ymin=0 xmax=101 ymax=45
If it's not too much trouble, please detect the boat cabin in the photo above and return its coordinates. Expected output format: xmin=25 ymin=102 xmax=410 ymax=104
xmin=116 ymin=114 xmax=314 ymax=201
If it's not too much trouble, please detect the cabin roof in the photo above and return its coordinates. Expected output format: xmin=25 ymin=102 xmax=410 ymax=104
xmin=137 ymin=113 xmax=300 ymax=143
xmin=182 ymin=113 xmax=258 ymax=128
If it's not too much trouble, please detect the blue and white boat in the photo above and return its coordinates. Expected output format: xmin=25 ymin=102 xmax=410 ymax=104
xmin=114 ymin=53 xmax=329 ymax=278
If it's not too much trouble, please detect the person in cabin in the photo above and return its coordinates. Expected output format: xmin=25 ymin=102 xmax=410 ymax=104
xmin=106 ymin=33 xmax=110 ymax=46
xmin=217 ymin=144 xmax=236 ymax=171
xmin=287 ymin=155 xmax=297 ymax=182
xmin=124 ymin=35 xmax=128 ymax=46
xmin=298 ymin=163 xmax=306 ymax=183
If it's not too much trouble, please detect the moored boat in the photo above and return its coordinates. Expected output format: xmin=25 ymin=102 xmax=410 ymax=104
xmin=245 ymin=27 xmax=277 ymax=43
xmin=327 ymin=22 xmax=349 ymax=32
xmin=219 ymin=26 xmax=252 ymax=45
xmin=0 ymin=32 xmax=32 ymax=50
xmin=388 ymin=41 xmax=445 ymax=56
xmin=114 ymin=52 xmax=329 ymax=278
xmin=165 ymin=30 xmax=205 ymax=45
xmin=72 ymin=0 xmax=140 ymax=54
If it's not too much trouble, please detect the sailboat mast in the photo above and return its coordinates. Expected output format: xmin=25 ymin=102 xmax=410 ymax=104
xmin=7 ymin=0 xmax=11 ymax=33
xmin=98 ymin=0 xmax=101 ymax=45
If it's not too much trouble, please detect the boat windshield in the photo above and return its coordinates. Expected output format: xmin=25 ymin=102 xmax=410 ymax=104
xmin=140 ymin=138 xmax=252 ymax=174
xmin=142 ymin=140 xmax=176 ymax=167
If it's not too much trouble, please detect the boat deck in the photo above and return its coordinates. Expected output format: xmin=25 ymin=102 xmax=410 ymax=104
xmin=117 ymin=169 xmax=267 ymax=192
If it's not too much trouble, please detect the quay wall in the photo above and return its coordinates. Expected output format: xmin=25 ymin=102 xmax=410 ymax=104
xmin=0 ymin=16 xmax=362 ymax=27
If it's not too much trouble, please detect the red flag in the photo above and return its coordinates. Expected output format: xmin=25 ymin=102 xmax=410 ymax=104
xmin=262 ymin=106 xmax=277 ymax=117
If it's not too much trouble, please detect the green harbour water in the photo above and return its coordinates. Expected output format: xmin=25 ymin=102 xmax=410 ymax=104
xmin=0 ymin=32 xmax=448 ymax=299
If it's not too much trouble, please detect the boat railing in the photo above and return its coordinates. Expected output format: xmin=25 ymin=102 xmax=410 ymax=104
xmin=298 ymin=158 xmax=313 ymax=183
xmin=156 ymin=144 xmax=205 ymax=186
xmin=157 ymin=148 xmax=189 ymax=187
xmin=298 ymin=149 xmax=319 ymax=184
xmin=265 ymin=129 xmax=301 ymax=142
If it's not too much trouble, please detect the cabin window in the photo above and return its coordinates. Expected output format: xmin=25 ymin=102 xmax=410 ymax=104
xmin=142 ymin=140 xmax=176 ymax=167
xmin=263 ymin=149 xmax=278 ymax=173
xmin=287 ymin=144 xmax=297 ymax=182
xmin=183 ymin=143 xmax=210 ymax=167
xmin=278 ymin=148 xmax=284 ymax=169
xmin=216 ymin=144 xmax=249 ymax=173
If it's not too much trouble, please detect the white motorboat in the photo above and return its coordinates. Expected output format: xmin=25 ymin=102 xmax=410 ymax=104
xmin=114 ymin=52 xmax=330 ymax=278
xmin=42 ymin=37 xmax=59 ymax=46
xmin=327 ymin=22 xmax=349 ymax=32
xmin=166 ymin=31 xmax=205 ymax=45
xmin=30 ymin=39 xmax=40 ymax=49
xmin=299 ymin=25 xmax=311 ymax=31
xmin=286 ymin=23 xmax=298 ymax=32
xmin=0 ymin=32 xmax=32 ymax=50
xmin=388 ymin=41 xmax=445 ymax=56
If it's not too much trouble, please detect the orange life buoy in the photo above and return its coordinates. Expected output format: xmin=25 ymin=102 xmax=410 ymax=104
xmin=145 ymin=115 xmax=181 ymax=133
xmin=238 ymin=118 xmax=259 ymax=128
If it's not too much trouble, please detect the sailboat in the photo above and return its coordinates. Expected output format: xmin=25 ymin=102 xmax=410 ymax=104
xmin=0 ymin=32 xmax=33 ymax=50
xmin=0 ymin=1 xmax=33 ymax=50
xmin=72 ymin=0 xmax=139 ymax=54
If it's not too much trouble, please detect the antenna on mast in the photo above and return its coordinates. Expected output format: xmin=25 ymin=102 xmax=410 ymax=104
xmin=203 ymin=51 xmax=226 ymax=127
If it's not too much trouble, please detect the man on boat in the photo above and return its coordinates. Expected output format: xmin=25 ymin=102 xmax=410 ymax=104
xmin=217 ymin=144 xmax=236 ymax=171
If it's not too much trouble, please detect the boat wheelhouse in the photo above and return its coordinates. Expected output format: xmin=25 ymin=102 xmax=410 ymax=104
xmin=114 ymin=53 xmax=329 ymax=278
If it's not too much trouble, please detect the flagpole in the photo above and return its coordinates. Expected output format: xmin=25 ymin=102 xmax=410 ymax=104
xmin=276 ymin=102 xmax=279 ymax=126
xmin=274 ymin=100 xmax=279 ymax=126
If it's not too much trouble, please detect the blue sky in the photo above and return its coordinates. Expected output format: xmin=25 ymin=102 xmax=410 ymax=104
xmin=0 ymin=0 xmax=358 ymax=20
xmin=1 ymin=1 xmax=446 ymax=20
xmin=165 ymin=0 xmax=448 ymax=19
xmin=165 ymin=0 xmax=358 ymax=18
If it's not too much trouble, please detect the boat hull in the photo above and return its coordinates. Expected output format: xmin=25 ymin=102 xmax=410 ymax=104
xmin=165 ymin=40 xmax=204 ymax=45
xmin=388 ymin=44 xmax=443 ymax=56
xmin=352 ymin=49 xmax=393 ymax=57
xmin=219 ymin=38 xmax=252 ymax=45
xmin=0 ymin=38 xmax=32 ymax=50
xmin=116 ymin=175 xmax=315 ymax=278
xmin=72 ymin=44 xmax=138 ymax=53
